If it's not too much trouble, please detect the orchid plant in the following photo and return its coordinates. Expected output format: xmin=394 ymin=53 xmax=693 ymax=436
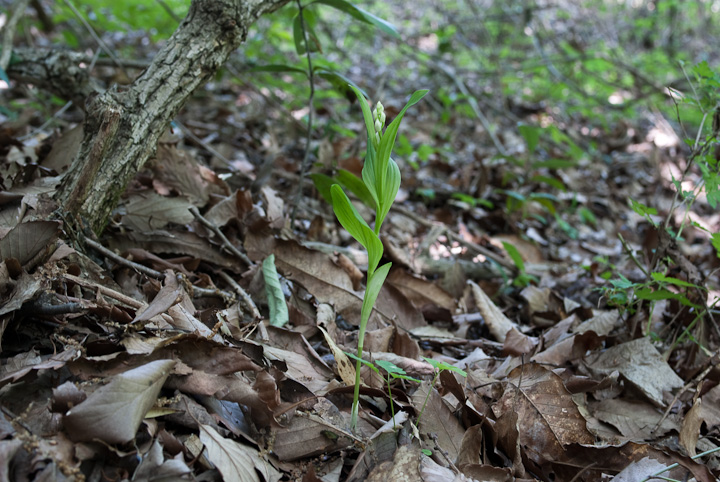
xmin=330 ymin=85 xmax=427 ymax=431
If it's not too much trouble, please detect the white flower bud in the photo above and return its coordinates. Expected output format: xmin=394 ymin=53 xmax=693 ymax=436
xmin=374 ymin=118 xmax=382 ymax=134
xmin=374 ymin=132 xmax=381 ymax=147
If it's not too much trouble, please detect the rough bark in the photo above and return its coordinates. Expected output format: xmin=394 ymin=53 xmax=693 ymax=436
xmin=8 ymin=48 xmax=100 ymax=107
xmin=53 ymin=0 xmax=290 ymax=235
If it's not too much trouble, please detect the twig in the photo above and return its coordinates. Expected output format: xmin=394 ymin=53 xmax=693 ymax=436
xmin=174 ymin=120 xmax=236 ymax=168
xmin=83 ymin=237 xmax=233 ymax=301
xmin=189 ymin=206 xmax=253 ymax=267
xmin=653 ymin=353 xmax=717 ymax=434
xmin=217 ymin=271 xmax=261 ymax=319
xmin=290 ymin=0 xmax=317 ymax=224
xmin=0 ymin=0 xmax=31 ymax=71
xmin=154 ymin=0 xmax=182 ymax=23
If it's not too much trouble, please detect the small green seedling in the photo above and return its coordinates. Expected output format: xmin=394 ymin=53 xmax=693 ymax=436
xmin=344 ymin=353 xmax=421 ymax=430
xmin=376 ymin=359 xmax=421 ymax=429
xmin=331 ymin=86 xmax=427 ymax=431
xmin=417 ymin=357 xmax=466 ymax=426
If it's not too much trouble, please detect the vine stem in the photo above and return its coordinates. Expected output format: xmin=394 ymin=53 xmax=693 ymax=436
xmin=290 ymin=0 xmax=316 ymax=224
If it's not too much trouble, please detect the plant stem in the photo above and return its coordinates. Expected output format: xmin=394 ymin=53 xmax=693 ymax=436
xmin=290 ymin=0 xmax=316 ymax=225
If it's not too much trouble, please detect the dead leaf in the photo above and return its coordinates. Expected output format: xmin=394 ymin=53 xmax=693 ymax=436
xmin=679 ymin=398 xmax=702 ymax=456
xmin=468 ymin=280 xmax=515 ymax=342
xmin=122 ymin=192 xmax=195 ymax=232
xmin=200 ymin=423 xmax=280 ymax=482
xmin=64 ymin=359 xmax=175 ymax=443
xmin=492 ymin=363 xmax=594 ymax=469
xmin=0 ymin=220 xmax=60 ymax=265
xmin=585 ymin=337 xmax=684 ymax=406
xmin=413 ymin=382 xmax=465 ymax=462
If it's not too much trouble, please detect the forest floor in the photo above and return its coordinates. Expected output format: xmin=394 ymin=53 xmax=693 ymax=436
xmin=1 ymin=1 xmax=719 ymax=481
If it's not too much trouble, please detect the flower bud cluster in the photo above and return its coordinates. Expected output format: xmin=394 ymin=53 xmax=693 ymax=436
xmin=371 ymin=101 xmax=385 ymax=148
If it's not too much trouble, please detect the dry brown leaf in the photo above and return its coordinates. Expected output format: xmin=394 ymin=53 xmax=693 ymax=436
xmin=64 ymin=359 xmax=175 ymax=444
xmin=270 ymin=412 xmax=353 ymax=461
xmin=412 ymin=382 xmax=465 ymax=462
xmin=591 ymin=398 xmax=680 ymax=440
xmin=468 ymin=280 xmax=516 ymax=342
xmin=200 ymin=424 xmax=280 ymax=482
xmin=679 ymin=398 xmax=703 ymax=456
xmin=492 ymin=363 xmax=594 ymax=469
xmin=386 ymin=268 xmax=456 ymax=311
xmin=585 ymin=337 xmax=684 ymax=406
xmin=318 ymin=325 xmax=355 ymax=387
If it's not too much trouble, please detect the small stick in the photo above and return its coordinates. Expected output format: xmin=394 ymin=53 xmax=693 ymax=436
xmin=189 ymin=206 xmax=253 ymax=267
xmin=83 ymin=237 xmax=234 ymax=301
xmin=218 ymin=271 xmax=261 ymax=320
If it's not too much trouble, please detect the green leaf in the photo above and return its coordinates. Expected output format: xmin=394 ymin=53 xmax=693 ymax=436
xmin=345 ymin=352 xmax=379 ymax=373
xmin=712 ymin=232 xmax=720 ymax=259
xmin=532 ymin=159 xmax=577 ymax=170
xmin=531 ymin=175 xmax=566 ymax=191
xmin=376 ymin=359 xmax=404 ymax=375
xmin=501 ymin=241 xmax=525 ymax=272
xmin=247 ymin=64 xmax=308 ymax=76
xmin=650 ymin=272 xmax=700 ymax=289
xmin=0 ymin=65 xmax=8 ymax=84
xmin=422 ymin=357 xmax=467 ymax=377
xmin=348 ymin=85 xmax=376 ymax=147
xmin=360 ymin=262 xmax=391 ymax=330
xmin=293 ymin=10 xmax=322 ymax=55
xmin=421 ymin=449 xmax=432 ymax=456
xmin=609 ymin=275 xmax=635 ymax=290
xmin=313 ymin=0 xmax=400 ymax=38
xmin=337 ymin=169 xmax=375 ymax=208
xmin=375 ymin=157 xmax=401 ymax=232
xmin=263 ymin=255 xmax=289 ymax=327
xmin=629 ymin=198 xmax=658 ymax=217
xmin=315 ymin=68 xmax=367 ymax=101
xmin=518 ymin=124 xmax=541 ymax=154
xmin=376 ymin=90 xmax=429 ymax=183
xmin=330 ymin=185 xmax=383 ymax=273
xmin=389 ymin=372 xmax=421 ymax=383
xmin=310 ymin=173 xmax=335 ymax=205
xmin=693 ymin=60 xmax=713 ymax=78
xmin=635 ymin=287 xmax=699 ymax=308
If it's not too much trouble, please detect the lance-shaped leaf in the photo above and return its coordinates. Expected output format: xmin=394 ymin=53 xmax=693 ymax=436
xmin=375 ymin=157 xmax=401 ymax=232
xmin=331 ymin=185 xmax=383 ymax=274
xmin=375 ymin=90 xmax=429 ymax=184
xmin=337 ymin=169 xmax=375 ymax=209
xmin=357 ymin=262 xmax=391 ymax=347
xmin=314 ymin=0 xmax=400 ymax=38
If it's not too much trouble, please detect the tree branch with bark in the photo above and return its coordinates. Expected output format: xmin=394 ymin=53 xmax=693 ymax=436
xmin=47 ymin=0 xmax=290 ymax=235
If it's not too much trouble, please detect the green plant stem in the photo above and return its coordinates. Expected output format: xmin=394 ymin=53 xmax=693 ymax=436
xmin=385 ymin=375 xmax=396 ymax=429
xmin=290 ymin=0 xmax=316 ymax=225
xmin=640 ymin=445 xmax=720 ymax=482
xmin=416 ymin=372 xmax=439 ymax=427
xmin=350 ymin=267 xmax=376 ymax=430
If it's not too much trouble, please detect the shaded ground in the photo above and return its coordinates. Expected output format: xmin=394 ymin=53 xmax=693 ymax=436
xmin=1 ymin=1 xmax=719 ymax=481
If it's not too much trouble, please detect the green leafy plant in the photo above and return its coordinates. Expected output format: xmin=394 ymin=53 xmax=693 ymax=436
xmin=331 ymin=86 xmax=427 ymax=431
xmin=345 ymin=353 xmax=420 ymax=430
xmin=501 ymin=241 xmax=538 ymax=288
xmin=416 ymin=357 xmax=466 ymax=426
